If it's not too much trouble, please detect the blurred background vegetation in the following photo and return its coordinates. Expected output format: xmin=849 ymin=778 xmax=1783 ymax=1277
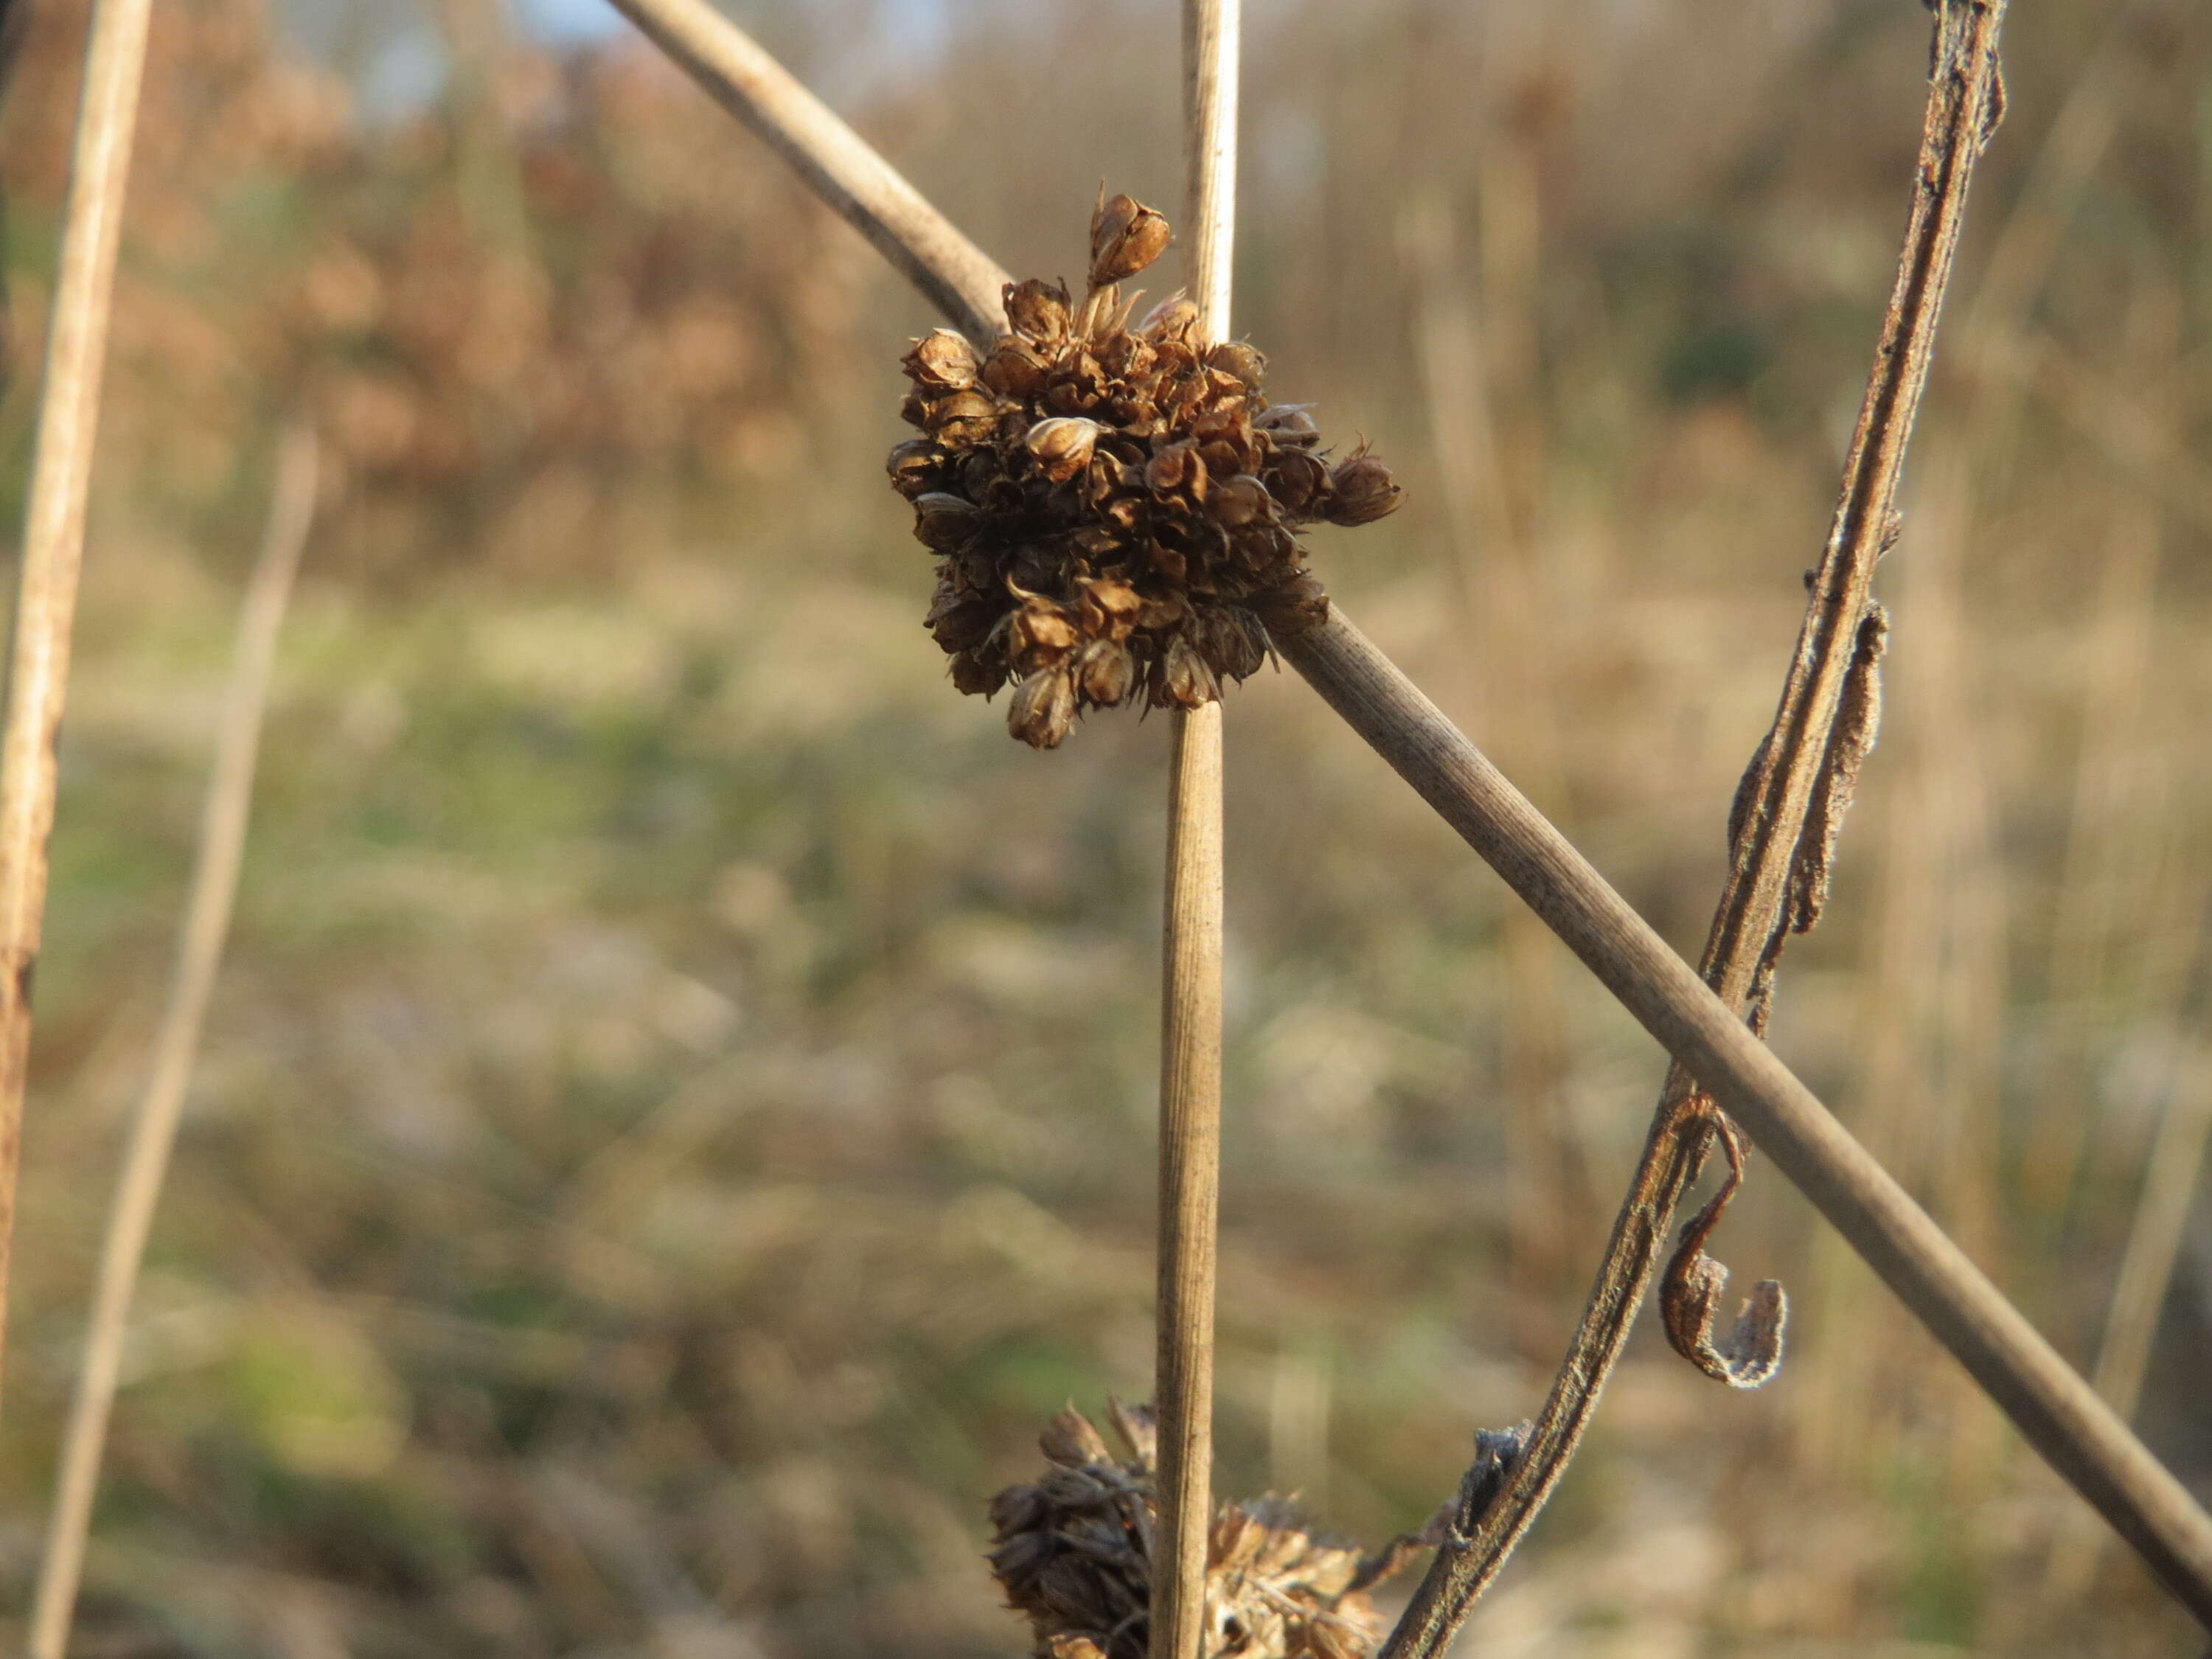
xmin=0 ymin=0 xmax=2208 ymax=1652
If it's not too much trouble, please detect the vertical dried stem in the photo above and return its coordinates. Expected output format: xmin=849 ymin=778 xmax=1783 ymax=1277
xmin=599 ymin=2 xmax=2212 ymax=1624
xmin=0 ymin=0 xmax=157 ymax=1403
xmin=1380 ymin=4 xmax=2011 ymax=1651
xmin=1152 ymin=7 xmax=1237 ymax=1658
xmin=27 ymin=428 xmax=319 ymax=1659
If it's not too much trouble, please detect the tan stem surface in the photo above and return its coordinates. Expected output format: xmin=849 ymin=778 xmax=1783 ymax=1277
xmin=27 ymin=428 xmax=319 ymax=1659
xmin=0 ymin=0 xmax=157 ymax=1405
xmin=1280 ymin=612 xmax=2212 ymax=1630
xmin=1378 ymin=4 xmax=2012 ymax=1647
xmin=1151 ymin=8 xmax=1238 ymax=1658
xmin=604 ymin=0 xmax=1007 ymax=341
xmin=1154 ymin=700 xmax=1224 ymax=1659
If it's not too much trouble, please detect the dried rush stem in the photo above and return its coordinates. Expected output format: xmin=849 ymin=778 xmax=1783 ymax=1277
xmin=29 ymin=427 xmax=320 ymax=1659
xmin=1153 ymin=9 xmax=1239 ymax=1658
xmin=0 ymin=0 xmax=158 ymax=1402
xmin=606 ymin=0 xmax=2212 ymax=1624
xmin=1378 ymin=5 xmax=2011 ymax=1649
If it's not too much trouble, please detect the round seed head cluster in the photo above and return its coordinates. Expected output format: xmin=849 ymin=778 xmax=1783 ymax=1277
xmin=986 ymin=1401 xmax=1398 ymax=1659
xmin=889 ymin=194 xmax=1403 ymax=748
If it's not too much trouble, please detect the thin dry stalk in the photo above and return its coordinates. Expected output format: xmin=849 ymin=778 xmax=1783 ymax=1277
xmin=0 ymin=0 xmax=158 ymax=1402
xmin=1276 ymin=612 xmax=2212 ymax=1627
xmin=1155 ymin=705 xmax=1224 ymax=1659
xmin=605 ymin=0 xmax=2212 ymax=1627
xmin=1152 ymin=8 xmax=1238 ymax=1657
xmin=602 ymin=0 xmax=1005 ymax=342
xmin=1380 ymin=6 xmax=2010 ymax=1647
xmin=27 ymin=427 xmax=319 ymax=1659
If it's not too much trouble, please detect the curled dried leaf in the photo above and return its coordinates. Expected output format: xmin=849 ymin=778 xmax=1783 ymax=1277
xmin=1659 ymin=1101 xmax=1788 ymax=1389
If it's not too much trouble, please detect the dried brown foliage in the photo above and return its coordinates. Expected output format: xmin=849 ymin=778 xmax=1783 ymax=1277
xmin=988 ymin=1402 xmax=1419 ymax=1659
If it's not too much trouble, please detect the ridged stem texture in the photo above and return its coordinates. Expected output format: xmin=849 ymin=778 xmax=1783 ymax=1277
xmin=0 ymin=0 xmax=157 ymax=1405
xmin=1152 ymin=7 xmax=1238 ymax=1659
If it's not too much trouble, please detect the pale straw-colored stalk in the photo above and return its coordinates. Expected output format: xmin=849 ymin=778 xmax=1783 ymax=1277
xmin=28 ymin=427 xmax=319 ymax=1659
xmin=0 ymin=0 xmax=158 ymax=1403
xmin=602 ymin=0 xmax=2212 ymax=1627
xmin=1151 ymin=8 xmax=1238 ymax=1657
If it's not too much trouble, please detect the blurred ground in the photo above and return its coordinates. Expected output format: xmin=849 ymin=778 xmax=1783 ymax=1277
xmin=0 ymin=0 xmax=2208 ymax=1655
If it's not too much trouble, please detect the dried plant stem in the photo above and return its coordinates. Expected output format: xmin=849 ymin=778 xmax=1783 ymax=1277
xmin=27 ymin=427 xmax=319 ymax=1659
xmin=0 ymin=0 xmax=156 ymax=1404
xmin=1152 ymin=8 xmax=1237 ymax=1658
xmin=1377 ymin=4 xmax=2011 ymax=1648
xmin=1155 ymin=702 xmax=1223 ymax=1659
xmin=605 ymin=0 xmax=2212 ymax=1625
xmin=1278 ymin=612 xmax=2212 ymax=1627
xmin=602 ymin=0 xmax=1006 ymax=342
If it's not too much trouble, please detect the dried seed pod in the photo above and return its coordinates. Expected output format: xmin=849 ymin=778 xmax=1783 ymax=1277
xmin=903 ymin=327 xmax=979 ymax=391
xmin=1041 ymin=1407 xmax=1115 ymax=1469
xmin=1005 ymin=277 xmax=1074 ymax=343
xmin=1137 ymin=293 xmax=1200 ymax=342
xmin=1076 ymin=636 xmax=1135 ymax=705
xmin=1254 ymin=402 xmax=1320 ymax=445
xmin=912 ymin=492 xmax=980 ymax=552
xmin=891 ymin=196 xmax=1403 ymax=747
xmin=1026 ymin=417 xmax=1105 ymax=483
xmin=1205 ymin=339 xmax=1267 ymax=389
xmin=1009 ymin=667 xmax=1077 ymax=748
xmin=886 ymin=438 xmax=942 ymax=498
xmin=1089 ymin=192 xmax=1173 ymax=287
xmin=1326 ymin=447 xmax=1403 ymax=526
xmin=989 ymin=1404 xmax=1409 ymax=1659
xmin=1214 ymin=473 xmax=1272 ymax=529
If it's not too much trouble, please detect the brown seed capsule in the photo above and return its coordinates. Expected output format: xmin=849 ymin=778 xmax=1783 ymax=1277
xmin=911 ymin=492 xmax=979 ymax=552
xmin=1025 ymin=417 xmax=1105 ymax=483
xmin=926 ymin=388 xmax=1001 ymax=448
xmin=1204 ymin=339 xmax=1267 ymax=389
xmin=926 ymin=587 xmax=997 ymax=650
xmin=1265 ymin=447 xmax=1329 ymax=518
xmin=981 ymin=338 xmax=1052 ymax=400
xmin=1004 ymin=277 xmax=1073 ymax=344
xmin=1040 ymin=1408 xmax=1113 ymax=1469
xmin=1213 ymin=473 xmax=1272 ymax=529
xmin=1326 ymin=448 xmax=1403 ymax=526
xmin=988 ymin=1526 xmax=1052 ymax=1583
xmin=1079 ymin=577 xmax=1144 ymax=640
xmin=1009 ymin=599 xmax=1079 ymax=673
xmin=1010 ymin=667 xmax=1077 ymax=748
xmin=989 ymin=1482 xmax=1050 ymax=1537
xmin=947 ymin=647 xmax=1003 ymax=696
xmin=1146 ymin=439 xmax=1208 ymax=502
xmin=886 ymin=438 xmax=942 ymax=498
xmin=1089 ymin=192 xmax=1173 ymax=287
xmin=902 ymin=327 xmax=978 ymax=391
xmin=1254 ymin=401 xmax=1321 ymax=445
xmin=1137 ymin=293 xmax=1201 ymax=343
xmin=1306 ymin=1613 xmax=1371 ymax=1659
xmin=1158 ymin=633 xmax=1219 ymax=707
xmin=1076 ymin=636 xmax=1135 ymax=705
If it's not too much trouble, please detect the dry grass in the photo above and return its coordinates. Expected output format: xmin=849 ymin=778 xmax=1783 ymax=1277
xmin=0 ymin=0 xmax=2208 ymax=1653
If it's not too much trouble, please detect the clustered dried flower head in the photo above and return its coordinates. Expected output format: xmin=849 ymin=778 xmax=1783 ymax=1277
xmin=987 ymin=1401 xmax=1411 ymax=1659
xmin=889 ymin=192 xmax=1404 ymax=748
